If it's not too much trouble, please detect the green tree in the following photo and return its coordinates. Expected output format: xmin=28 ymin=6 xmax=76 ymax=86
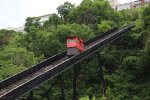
xmin=142 ymin=4 xmax=150 ymax=29
xmin=106 ymin=56 xmax=142 ymax=99
xmin=43 ymin=13 xmax=62 ymax=30
xmin=19 ymin=30 xmax=62 ymax=57
xmin=0 ymin=46 xmax=40 ymax=80
xmin=53 ymin=23 xmax=94 ymax=43
xmin=24 ymin=17 xmax=41 ymax=33
xmin=0 ymin=32 xmax=42 ymax=80
xmin=96 ymin=20 xmax=116 ymax=34
xmin=0 ymin=29 xmax=14 ymax=49
xmin=57 ymin=1 xmax=75 ymax=23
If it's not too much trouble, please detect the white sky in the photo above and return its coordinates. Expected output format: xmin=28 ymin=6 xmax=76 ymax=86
xmin=0 ymin=0 xmax=133 ymax=29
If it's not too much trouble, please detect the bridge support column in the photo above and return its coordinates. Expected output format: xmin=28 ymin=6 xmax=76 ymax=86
xmin=96 ymin=51 xmax=106 ymax=96
xmin=72 ymin=64 xmax=77 ymax=100
xmin=29 ymin=90 xmax=33 ymax=99
xmin=59 ymin=74 xmax=66 ymax=100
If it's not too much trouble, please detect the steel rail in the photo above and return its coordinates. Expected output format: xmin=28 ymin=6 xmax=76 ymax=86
xmin=0 ymin=24 xmax=134 ymax=99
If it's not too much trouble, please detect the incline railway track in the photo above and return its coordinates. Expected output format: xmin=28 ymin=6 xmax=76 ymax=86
xmin=0 ymin=24 xmax=134 ymax=99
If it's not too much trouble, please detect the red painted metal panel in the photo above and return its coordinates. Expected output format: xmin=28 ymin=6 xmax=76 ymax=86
xmin=67 ymin=36 xmax=85 ymax=52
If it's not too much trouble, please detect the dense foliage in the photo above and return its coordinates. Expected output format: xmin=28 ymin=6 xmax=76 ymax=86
xmin=0 ymin=0 xmax=150 ymax=99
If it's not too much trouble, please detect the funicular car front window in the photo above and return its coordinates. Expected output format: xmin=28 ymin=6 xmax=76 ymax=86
xmin=67 ymin=38 xmax=75 ymax=43
xmin=71 ymin=39 xmax=75 ymax=42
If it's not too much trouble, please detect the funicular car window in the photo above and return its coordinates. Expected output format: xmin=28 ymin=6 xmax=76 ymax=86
xmin=71 ymin=39 xmax=75 ymax=43
xmin=67 ymin=38 xmax=75 ymax=43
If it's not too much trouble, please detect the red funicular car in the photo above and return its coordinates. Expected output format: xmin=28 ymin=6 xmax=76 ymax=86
xmin=67 ymin=36 xmax=85 ymax=56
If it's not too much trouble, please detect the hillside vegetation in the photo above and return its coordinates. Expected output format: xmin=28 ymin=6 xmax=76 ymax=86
xmin=0 ymin=0 xmax=150 ymax=99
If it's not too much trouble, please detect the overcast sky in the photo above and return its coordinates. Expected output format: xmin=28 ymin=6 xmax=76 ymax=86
xmin=0 ymin=0 xmax=133 ymax=29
